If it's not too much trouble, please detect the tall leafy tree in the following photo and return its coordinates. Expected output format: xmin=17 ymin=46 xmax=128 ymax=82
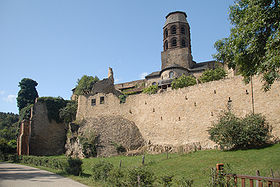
xmin=17 ymin=78 xmax=39 ymax=112
xmin=74 ymin=75 xmax=99 ymax=95
xmin=214 ymin=0 xmax=280 ymax=90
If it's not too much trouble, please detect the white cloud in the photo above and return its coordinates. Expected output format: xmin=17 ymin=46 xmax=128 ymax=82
xmin=3 ymin=94 xmax=17 ymax=103
xmin=114 ymin=78 xmax=121 ymax=83
xmin=0 ymin=90 xmax=5 ymax=95
xmin=140 ymin=72 xmax=148 ymax=79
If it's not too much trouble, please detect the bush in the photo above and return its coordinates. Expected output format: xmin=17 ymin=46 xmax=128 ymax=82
xmin=92 ymin=160 xmax=114 ymax=181
xmin=171 ymin=74 xmax=196 ymax=89
xmin=175 ymin=176 xmax=194 ymax=187
xmin=199 ymin=67 xmax=227 ymax=83
xmin=208 ymin=112 xmax=272 ymax=150
xmin=143 ymin=85 xmax=159 ymax=94
xmin=159 ymin=174 xmax=174 ymax=187
xmin=126 ymin=166 xmax=155 ymax=187
xmin=64 ymin=157 xmax=82 ymax=176
xmin=15 ymin=155 xmax=82 ymax=176
xmin=108 ymin=168 xmax=127 ymax=187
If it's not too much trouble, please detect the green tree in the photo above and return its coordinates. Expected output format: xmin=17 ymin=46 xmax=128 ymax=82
xmin=198 ymin=67 xmax=227 ymax=83
xmin=171 ymin=74 xmax=196 ymax=89
xmin=213 ymin=0 xmax=280 ymax=90
xmin=17 ymin=78 xmax=38 ymax=112
xmin=208 ymin=112 xmax=272 ymax=150
xmin=74 ymin=75 xmax=99 ymax=95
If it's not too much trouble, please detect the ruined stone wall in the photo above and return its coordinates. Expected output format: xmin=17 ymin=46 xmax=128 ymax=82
xmin=29 ymin=101 xmax=67 ymax=156
xmin=77 ymin=76 xmax=280 ymax=151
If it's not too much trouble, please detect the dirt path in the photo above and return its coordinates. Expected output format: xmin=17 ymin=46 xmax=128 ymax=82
xmin=0 ymin=162 xmax=88 ymax=187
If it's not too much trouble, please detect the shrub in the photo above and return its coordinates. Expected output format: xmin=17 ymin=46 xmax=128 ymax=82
xmin=16 ymin=155 xmax=82 ymax=176
xmin=126 ymin=166 xmax=155 ymax=186
xmin=108 ymin=168 xmax=127 ymax=187
xmin=208 ymin=112 xmax=272 ymax=150
xmin=175 ymin=176 xmax=194 ymax=187
xmin=171 ymin=74 xmax=196 ymax=89
xmin=74 ymin=75 xmax=99 ymax=95
xmin=199 ymin=67 xmax=227 ymax=83
xmin=143 ymin=85 xmax=159 ymax=94
xmin=119 ymin=94 xmax=127 ymax=104
xmin=79 ymin=131 xmax=98 ymax=157
xmin=92 ymin=160 xmax=114 ymax=181
xmin=159 ymin=174 xmax=174 ymax=187
xmin=59 ymin=101 xmax=77 ymax=124
xmin=64 ymin=157 xmax=82 ymax=176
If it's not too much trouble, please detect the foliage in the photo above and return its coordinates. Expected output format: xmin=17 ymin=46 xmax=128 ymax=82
xmin=119 ymin=94 xmax=127 ymax=104
xmin=198 ymin=67 xmax=227 ymax=83
xmin=175 ymin=177 xmax=194 ymax=187
xmin=208 ymin=112 xmax=272 ymax=150
xmin=0 ymin=112 xmax=19 ymax=154
xmin=107 ymin=168 xmax=127 ymax=187
xmin=171 ymin=74 xmax=197 ymax=89
xmin=18 ymin=104 xmax=33 ymax=122
xmin=126 ymin=166 xmax=155 ymax=186
xmin=17 ymin=78 xmax=38 ymax=112
xmin=213 ymin=0 xmax=280 ymax=90
xmin=143 ymin=84 xmax=159 ymax=94
xmin=159 ymin=174 xmax=174 ymax=187
xmin=79 ymin=131 xmax=98 ymax=157
xmin=74 ymin=75 xmax=99 ymax=95
xmin=91 ymin=160 xmax=114 ymax=181
xmin=1 ymin=155 xmax=82 ymax=176
xmin=65 ymin=157 xmax=83 ymax=176
xmin=59 ymin=101 xmax=77 ymax=124
xmin=37 ymin=97 xmax=68 ymax=123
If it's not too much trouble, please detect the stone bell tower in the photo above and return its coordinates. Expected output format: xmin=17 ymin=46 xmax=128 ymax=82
xmin=161 ymin=11 xmax=194 ymax=70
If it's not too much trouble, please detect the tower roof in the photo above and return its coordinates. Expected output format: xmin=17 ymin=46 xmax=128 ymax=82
xmin=164 ymin=11 xmax=187 ymax=27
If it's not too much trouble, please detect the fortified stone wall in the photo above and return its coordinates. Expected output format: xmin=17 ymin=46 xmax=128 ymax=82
xmin=29 ymin=101 xmax=67 ymax=155
xmin=77 ymin=76 xmax=280 ymax=151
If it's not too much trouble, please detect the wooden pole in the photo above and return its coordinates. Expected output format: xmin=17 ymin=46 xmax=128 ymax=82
xmin=251 ymin=76 xmax=255 ymax=114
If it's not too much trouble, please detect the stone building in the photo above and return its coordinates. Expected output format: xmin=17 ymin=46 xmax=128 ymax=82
xmin=115 ymin=11 xmax=221 ymax=92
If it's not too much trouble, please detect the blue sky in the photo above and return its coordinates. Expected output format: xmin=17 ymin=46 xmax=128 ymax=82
xmin=0 ymin=0 xmax=234 ymax=114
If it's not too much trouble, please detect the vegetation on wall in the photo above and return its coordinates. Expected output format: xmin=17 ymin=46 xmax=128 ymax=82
xmin=198 ymin=67 xmax=227 ymax=83
xmin=74 ymin=75 xmax=99 ymax=95
xmin=208 ymin=112 xmax=272 ymax=150
xmin=143 ymin=84 xmax=159 ymax=94
xmin=171 ymin=74 xmax=196 ymax=89
xmin=213 ymin=0 xmax=280 ymax=90
xmin=17 ymin=78 xmax=38 ymax=112
xmin=37 ymin=97 xmax=68 ymax=123
xmin=118 ymin=94 xmax=127 ymax=104
xmin=59 ymin=101 xmax=77 ymax=124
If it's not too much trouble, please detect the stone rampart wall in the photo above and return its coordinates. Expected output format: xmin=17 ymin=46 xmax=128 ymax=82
xmin=77 ymin=76 xmax=280 ymax=150
xmin=29 ymin=101 xmax=67 ymax=155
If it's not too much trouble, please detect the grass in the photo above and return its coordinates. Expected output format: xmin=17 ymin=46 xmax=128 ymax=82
xmin=15 ymin=143 xmax=280 ymax=186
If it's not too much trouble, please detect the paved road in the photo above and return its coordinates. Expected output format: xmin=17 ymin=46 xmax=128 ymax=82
xmin=0 ymin=162 xmax=88 ymax=187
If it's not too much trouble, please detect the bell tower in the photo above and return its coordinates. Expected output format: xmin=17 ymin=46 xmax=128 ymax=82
xmin=161 ymin=11 xmax=193 ymax=70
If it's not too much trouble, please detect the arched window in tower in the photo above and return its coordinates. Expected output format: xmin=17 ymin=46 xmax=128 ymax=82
xmin=181 ymin=39 xmax=186 ymax=47
xmin=169 ymin=71 xmax=174 ymax=78
xmin=164 ymin=29 xmax=168 ymax=38
xmin=171 ymin=26 xmax=176 ymax=34
xmin=164 ymin=41 xmax=168 ymax=50
xmin=181 ymin=27 xmax=185 ymax=34
xmin=171 ymin=38 xmax=177 ymax=47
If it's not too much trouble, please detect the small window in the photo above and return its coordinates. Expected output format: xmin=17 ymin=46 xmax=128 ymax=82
xmin=164 ymin=29 xmax=168 ymax=38
xmin=181 ymin=27 xmax=185 ymax=34
xmin=181 ymin=39 xmax=186 ymax=47
xmin=171 ymin=38 xmax=177 ymax=47
xmin=169 ymin=71 xmax=174 ymax=78
xmin=100 ymin=96 xmax=104 ymax=104
xmin=164 ymin=41 xmax=168 ymax=50
xmin=171 ymin=26 xmax=176 ymax=34
xmin=91 ymin=99 xmax=96 ymax=106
